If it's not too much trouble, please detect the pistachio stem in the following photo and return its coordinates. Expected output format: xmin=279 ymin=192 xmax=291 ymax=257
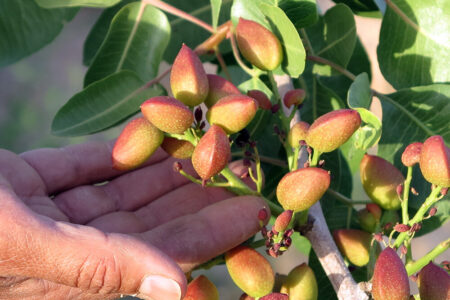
xmin=325 ymin=189 xmax=370 ymax=206
xmin=292 ymin=146 xmax=300 ymax=171
xmin=253 ymin=146 xmax=263 ymax=194
xmin=394 ymin=185 xmax=443 ymax=248
xmin=215 ymin=49 xmax=232 ymax=81
xmin=406 ymin=238 xmax=450 ymax=276
xmin=229 ymin=30 xmax=255 ymax=76
xmin=310 ymin=149 xmax=322 ymax=167
xmin=231 ymin=152 xmax=288 ymax=168
xmin=220 ymin=166 xmax=259 ymax=196
xmin=307 ymin=55 xmax=356 ymax=81
xmin=402 ymin=166 xmax=413 ymax=224
xmin=143 ymin=0 xmax=214 ymax=33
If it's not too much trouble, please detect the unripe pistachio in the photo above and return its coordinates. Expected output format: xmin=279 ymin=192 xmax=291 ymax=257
xmin=367 ymin=203 xmax=382 ymax=220
xmin=192 ymin=125 xmax=230 ymax=179
xmin=161 ymin=137 xmax=194 ymax=159
xmin=283 ymin=89 xmax=306 ymax=108
xmin=273 ymin=210 xmax=293 ymax=232
xmin=204 ymin=74 xmax=241 ymax=107
xmin=112 ymin=117 xmax=163 ymax=171
xmin=247 ymin=90 xmax=272 ymax=110
xmin=184 ymin=275 xmax=219 ymax=300
xmin=276 ymin=168 xmax=330 ymax=212
xmin=418 ymin=262 xmax=450 ymax=300
xmin=358 ymin=208 xmax=377 ymax=233
xmin=419 ymin=135 xmax=450 ymax=187
xmin=207 ymin=95 xmax=258 ymax=134
xmin=372 ymin=247 xmax=410 ymax=300
xmin=360 ymin=154 xmax=405 ymax=210
xmin=141 ymin=96 xmax=193 ymax=134
xmin=280 ymin=263 xmax=318 ymax=300
xmin=306 ymin=109 xmax=361 ymax=153
xmin=170 ymin=44 xmax=209 ymax=107
xmin=236 ymin=18 xmax=283 ymax=71
xmin=401 ymin=142 xmax=423 ymax=167
xmin=225 ymin=245 xmax=275 ymax=298
xmin=261 ymin=293 xmax=289 ymax=300
xmin=287 ymin=121 xmax=310 ymax=148
xmin=333 ymin=229 xmax=373 ymax=267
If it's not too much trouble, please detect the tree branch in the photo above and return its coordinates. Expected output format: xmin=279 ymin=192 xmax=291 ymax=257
xmin=273 ymin=74 xmax=369 ymax=300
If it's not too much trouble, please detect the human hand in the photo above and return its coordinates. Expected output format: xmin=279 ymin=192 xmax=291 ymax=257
xmin=0 ymin=141 xmax=268 ymax=299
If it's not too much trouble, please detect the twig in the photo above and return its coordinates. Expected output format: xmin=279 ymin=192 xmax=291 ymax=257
xmin=305 ymin=203 xmax=369 ymax=300
xmin=272 ymin=74 xmax=369 ymax=300
xmin=143 ymin=0 xmax=214 ymax=33
xmin=307 ymin=55 xmax=356 ymax=81
xmin=406 ymin=238 xmax=450 ymax=275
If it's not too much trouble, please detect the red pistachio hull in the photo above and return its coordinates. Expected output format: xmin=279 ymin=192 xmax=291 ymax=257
xmin=419 ymin=135 xmax=450 ymax=187
xmin=191 ymin=125 xmax=230 ymax=179
xmin=112 ymin=117 xmax=163 ymax=171
xmin=141 ymin=96 xmax=193 ymax=134
xmin=170 ymin=44 xmax=209 ymax=107
xmin=306 ymin=109 xmax=361 ymax=153
xmin=276 ymin=167 xmax=330 ymax=212
xmin=226 ymin=245 xmax=275 ymax=298
xmin=372 ymin=247 xmax=410 ymax=300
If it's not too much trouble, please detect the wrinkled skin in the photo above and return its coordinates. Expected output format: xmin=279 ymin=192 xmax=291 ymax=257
xmin=0 ymin=141 xmax=266 ymax=299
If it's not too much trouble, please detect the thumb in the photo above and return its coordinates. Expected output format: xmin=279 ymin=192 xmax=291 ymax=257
xmin=0 ymin=185 xmax=186 ymax=300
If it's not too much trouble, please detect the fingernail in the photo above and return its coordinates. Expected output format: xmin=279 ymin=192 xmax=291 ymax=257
xmin=139 ymin=275 xmax=181 ymax=300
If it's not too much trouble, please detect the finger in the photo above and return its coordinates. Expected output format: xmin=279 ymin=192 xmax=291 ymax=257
xmin=0 ymin=185 xmax=186 ymax=300
xmin=138 ymin=196 xmax=270 ymax=271
xmin=87 ymin=183 xmax=233 ymax=233
xmin=21 ymin=141 xmax=169 ymax=194
xmin=54 ymin=157 xmax=195 ymax=224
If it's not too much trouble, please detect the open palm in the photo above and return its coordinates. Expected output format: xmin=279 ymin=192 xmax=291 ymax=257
xmin=0 ymin=141 xmax=267 ymax=300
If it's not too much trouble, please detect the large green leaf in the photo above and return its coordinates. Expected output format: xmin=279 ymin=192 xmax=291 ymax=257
xmin=309 ymin=251 xmax=337 ymax=300
xmin=35 ymin=0 xmax=120 ymax=8
xmin=84 ymin=2 xmax=170 ymax=87
xmin=0 ymin=0 xmax=77 ymax=67
xmin=259 ymin=3 xmax=306 ymax=78
xmin=377 ymin=84 xmax=450 ymax=235
xmin=210 ymin=0 xmax=222 ymax=29
xmin=83 ymin=0 xmax=137 ymax=66
xmin=230 ymin=0 xmax=273 ymax=27
xmin=52 ymin=71 xmax=165 ymax=136
xmin=306 ymin=3 xmax=356 ymax=69
xmin=164 ymin=0 xmax=233 ymax=62
xmin=347 ymin=72 xmax=382 ymax=150
xmin=377 ymin=0 xmax=450 ymax=89
xmin=279 ymin=0 xmax=318 ymax=28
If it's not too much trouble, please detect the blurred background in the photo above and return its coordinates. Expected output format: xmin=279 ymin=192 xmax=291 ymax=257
xmin=0 ymin=0 xmax=448 ymax=299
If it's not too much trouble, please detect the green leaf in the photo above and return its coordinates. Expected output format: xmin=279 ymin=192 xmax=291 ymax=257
xmin=259 ymin=3 xmax=306 ymax=78
xmin=347 ymin=72 xmax=382 ymax=150
xmin=377 ymin=84 xmax=450 ymax=235
xmin=314 ymin=37 xmax=372 ymax=101
xmin=210 ymin=0 xmax=222 ymax=29
xmin=0 ymin=0 xmax=77 ymax=67
xmin=163 ymin=0 xmax=233 ymax=62
xmin=302 ymin=75 xmax=346 ymax=122
xmin=377 ymin=0 xmax=450 ymax=89
xmin=307 ymin=3 xmax=356 ymax=69
xmin=230 ymin=0 xmax=273 ymax=28
xmin=83 ymin=0 xmax=137 ymax=66
xmin=279 ymin=0 xmax=318 ymax=28
xmin=84 ymin=2 xmax=170 ymax=86
xmin=291 ymin=234 xmax=311 ymax=256
xmin=35 ymin=0 xmax=120 ymax=8
xmin=52 ymin=71 xmax=165 ymax=136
